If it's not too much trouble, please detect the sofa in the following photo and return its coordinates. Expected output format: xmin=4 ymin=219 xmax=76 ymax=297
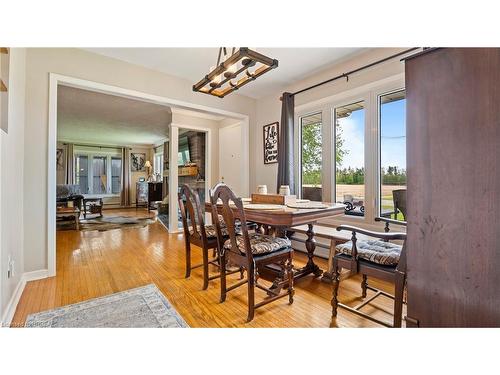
xmin=56 ymin=184 xmax=84 ymax=211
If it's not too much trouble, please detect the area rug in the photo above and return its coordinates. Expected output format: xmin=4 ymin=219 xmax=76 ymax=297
xmin=157 ymin=213 xmax=184 ymax=231
xmin=25 ymin=284 xmax=188 ymax=328
xmin=57 ymin=215 xmax=155 ymax=232
xmin=157 ymin=213 xmax=169 ymax=229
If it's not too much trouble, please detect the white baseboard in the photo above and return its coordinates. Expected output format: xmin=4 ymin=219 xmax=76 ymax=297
xmin=23 ymin=269 xmax=49 ymax=282
xmin=1 ymin=269 xmax=49 ymax=327
xmin=1 ymin=278 xmax=26 ymax=327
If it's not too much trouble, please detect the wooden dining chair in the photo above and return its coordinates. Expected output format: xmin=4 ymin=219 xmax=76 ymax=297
xmin=331 ymin=217 xmax=407 ymax=327
xmin=210 ymin=183 xmax=295 ymax=322
xmin=178 ymin=184 xmax=240 ymax=290
xmin=392 ymin=189 xmax=407 ymax=220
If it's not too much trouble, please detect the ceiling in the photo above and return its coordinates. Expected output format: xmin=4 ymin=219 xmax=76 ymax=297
xmin=83 ymin=48 xmax=364 ymax=98
xmin=57 ymin=86 xmax=171 ymax=146
xmin=57 ymin=85 xmax=220 ymax=146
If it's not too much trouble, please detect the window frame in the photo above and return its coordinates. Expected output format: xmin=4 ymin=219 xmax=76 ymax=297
xmin=332 ymin=95 xmax=369 ymax=220
xmin=298 ymin=110 xmax=324 ymax=200
xmin=294 ymin=75 xmax=405 ymax=228
xmin=74 ymin=149 xmax=122 ymax=197
xmin=377 ymin=87 xmax=407 ymax=220
xmin=154 ymin=152 xmax=163 ymax=178
xmin=110 ymin=156 xmax=122 ymax=195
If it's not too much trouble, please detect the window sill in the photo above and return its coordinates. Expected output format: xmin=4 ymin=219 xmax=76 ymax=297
xmin=83 ymin=194 xmax=121 ymax=198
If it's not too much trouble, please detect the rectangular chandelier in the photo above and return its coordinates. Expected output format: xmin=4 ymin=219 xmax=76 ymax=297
xmin=193 ymin=47 xmax=278 ymax=98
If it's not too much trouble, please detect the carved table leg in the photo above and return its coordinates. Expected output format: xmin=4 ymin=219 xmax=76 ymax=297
xmin=321 ymin=238 xmax=337 ymax=283
xmin=299 ymin=223 xmax=323 ymax=278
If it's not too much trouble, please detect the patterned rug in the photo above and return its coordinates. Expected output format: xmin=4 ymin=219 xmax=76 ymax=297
xmin=25 ymin=284 xmax=188 ymax=328
xmin=157 ymin=213 xmax=184 ymax=231
xmin=57 ymin=215 xmax=155 ymax=232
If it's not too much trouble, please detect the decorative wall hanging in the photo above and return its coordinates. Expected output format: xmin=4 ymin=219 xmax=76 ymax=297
xmin=263 ymin=122 xmax=279 ymax=164
xmin=56 ymin=148 xmax=64 ymax=170
xmin=193 ymin=47 xmax=278 ymax=98
xmin=131 ymin=153 xmax=146 ymax=172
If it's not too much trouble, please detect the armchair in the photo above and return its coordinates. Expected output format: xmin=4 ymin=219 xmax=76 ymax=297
xmin=331 ymin=217 xmax=407 ymax=327
xmin=56 ymin=184 xmax=84 ymax=211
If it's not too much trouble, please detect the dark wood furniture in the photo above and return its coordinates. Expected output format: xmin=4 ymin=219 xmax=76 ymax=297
xmin=205 ymin=201 xmax=345 ymax=282
xmin=136 ymin=181 xmax=164 ymax=211
xmin=136 ymin=181 xmax=148 ymax=209
xmin=82 ymin=197 xmax=103 ymax=219
xmin=178 ymin=184 xmax=240 ymax=290
xmin=392 ymin=189 xmax=406 ymax=220
xmin=210 ymin=183 xmax=294 ymax=322
xmin=290 ymin=225 xmax=351 ymax=283
xmin=380 ymin=189 xmax=407 ymax=220
xmin=147 ymin=182 xmax=163 ymax=211
xmin=331 ymin=217 xmax=407 ymax=327
xmin=56 ymin=207 xmax=80 ymax=231
xmin=405 ymin=48 xmax=500 ymax=327
xmin=56 ymin=184 xmax=84 ymax=211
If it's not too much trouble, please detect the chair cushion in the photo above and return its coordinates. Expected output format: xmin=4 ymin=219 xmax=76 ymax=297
xmin=223 ymin=233 xmax=291 ymax=256
xmin=190 ymin=224 xmax=229 ymax=239
xmin=336 ymin=240 xmax=402 ymax=266
xmin=217 ymin=214 xmax=226 ymax=228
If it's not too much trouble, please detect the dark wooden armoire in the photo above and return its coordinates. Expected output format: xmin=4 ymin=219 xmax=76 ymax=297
xmin=405 ymin=48 xmax=500 ymax=327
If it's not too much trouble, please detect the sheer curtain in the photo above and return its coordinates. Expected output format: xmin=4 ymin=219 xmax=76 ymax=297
xmin=276 ymin=92 xmax=295 ymax=194
xmin=121 ymin=147 xmax=131 ymax=206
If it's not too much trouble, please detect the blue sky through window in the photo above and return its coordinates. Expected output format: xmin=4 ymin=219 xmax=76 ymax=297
xmin=380 ymin=98 xmax=406 ymax=170
xmin=337 ymin=107 xmax=365 ymax=169
xmin=336 ymin=98 xmax=406 ymax=170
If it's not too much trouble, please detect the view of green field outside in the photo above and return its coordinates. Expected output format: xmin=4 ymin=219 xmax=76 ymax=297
xmin=301 ymin=92 xmax=406 ymax=221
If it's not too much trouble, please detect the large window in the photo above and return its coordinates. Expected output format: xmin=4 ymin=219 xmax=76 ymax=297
xmin=379 ymin=90 xmax=406 ymax=221
xmin=335 ymin=101 xmax=365 ymax=217
xmin=111 ymin=157 xmax=122 ymax=194
xmin=296 ymin=83 xmax=406 ymax=225
xmin=300 ymin=113 xmax=323 ymax=201
xmin=154 ymin=152 xmax=163 ymax=178
xmin=92 ymin=156 xmax=107 ymax=194
xmin=75 ymin=152 xmax=122 ymax=195
xmin=75 ymin=155 xmax=89 ymax=194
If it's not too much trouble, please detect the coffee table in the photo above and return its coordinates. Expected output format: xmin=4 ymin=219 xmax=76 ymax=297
xmin=83 ymin=197 xmax=103 ymax=219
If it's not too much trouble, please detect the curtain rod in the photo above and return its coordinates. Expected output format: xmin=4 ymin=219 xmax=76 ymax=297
xmin=62 ymin=142 xmax=133 ymax=150
xmin=287 ymin=47 xmax=421 ymax=98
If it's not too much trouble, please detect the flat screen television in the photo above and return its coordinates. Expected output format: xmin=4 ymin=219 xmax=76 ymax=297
xmin=178 ymin=136 xmax=190 ymax=165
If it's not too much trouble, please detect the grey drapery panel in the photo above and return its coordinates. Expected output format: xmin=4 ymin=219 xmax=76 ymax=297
xmin=276 ymin=92 xmax=295 ymax=194
xmin=64 ymin=143 xmax=75 ymax=184
xmin=121 ymin=148 xmax=131 ymax=206
xmin=162 ymin=141 xmax=168 ymax=199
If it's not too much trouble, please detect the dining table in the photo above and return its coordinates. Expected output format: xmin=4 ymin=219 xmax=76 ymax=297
xmin=205 ymin=200 xmax=345 ymax=285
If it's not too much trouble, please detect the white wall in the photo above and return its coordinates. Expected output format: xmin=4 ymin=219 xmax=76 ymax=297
xmin=219 ymin=123 xmax=243 ymax=195
xmin=23 ymin=48 xmax=256 ymax=273
xmin=0 ymin=48 xmax=26 ymax=322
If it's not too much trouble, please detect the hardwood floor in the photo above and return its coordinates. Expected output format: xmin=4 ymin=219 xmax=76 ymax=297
xmin=12 ymin=208 xmax=402 ymax=327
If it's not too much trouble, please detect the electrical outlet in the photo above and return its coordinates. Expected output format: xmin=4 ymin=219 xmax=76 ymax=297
xmin=10 ymin=258 xmax=15 ymax=278
xmin=7 ymin=255 xmax=12 ymax=278
xmin=7 ymin=255 xmax=14 ymax=278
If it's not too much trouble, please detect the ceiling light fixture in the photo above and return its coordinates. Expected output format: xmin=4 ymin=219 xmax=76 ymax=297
xmin=193 ymin=47 xmax=278 ymax=98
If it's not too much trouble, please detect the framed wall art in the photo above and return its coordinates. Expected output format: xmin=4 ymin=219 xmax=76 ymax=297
xmin=131 ymin=152 xmax=146 ymax=171
xmin=263 ymin=122 xmax=279 ymax=164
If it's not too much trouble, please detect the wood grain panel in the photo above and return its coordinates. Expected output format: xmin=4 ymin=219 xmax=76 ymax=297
xmin=406 ymin=48 xmax=500 ymax=327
